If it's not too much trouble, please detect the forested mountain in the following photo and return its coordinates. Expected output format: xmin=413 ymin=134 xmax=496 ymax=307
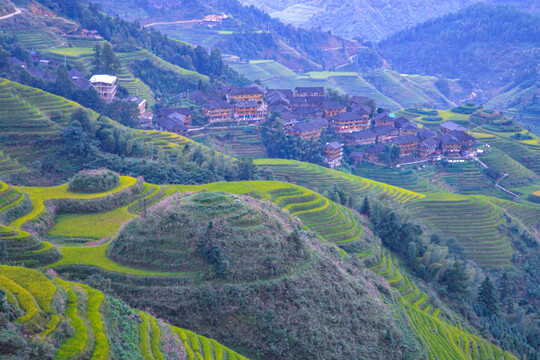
xmin=92 ymin=0 xmax=367 ymax=71
xmin=238 ymin=0 xmax=540 ymax=42
xmin=378 ymin=3 xmax=540 ymax=104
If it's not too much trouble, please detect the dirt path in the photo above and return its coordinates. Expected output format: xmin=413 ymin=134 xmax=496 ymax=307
xmin=0 ymin=7 xmax=21 ymax=20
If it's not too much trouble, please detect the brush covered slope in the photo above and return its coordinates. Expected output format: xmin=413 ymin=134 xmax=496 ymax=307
xmin=0 ymin=265 xmax=249 ymax=359
xmin=66 ymin=191 xmax=421 ymax=360
xmin=109 ymin=192 xmax=309 ymax=280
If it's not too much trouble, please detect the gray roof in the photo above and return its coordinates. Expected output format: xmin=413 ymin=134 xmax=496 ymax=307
xmin=419 ymin=128 xmax=439 ymax=139
xmin=295 ymin=86 xmax=325 ymax=94
xmin=231 ymin=87 xmax=263 ymax=95
xmin=365 ymin=143 xmax=386 ymax=153
xmin=393 ymin=135 xmax=419 ymax=145
xmin=371 ymin=125 xmax=397 ymax=135
xmin=448 ymin=130 xmax=475 ymax=142
xmin=441 ymin=134 xmax=462 ymax=145
xmin=353 ymin=104 xmax=371 ymax=116
xmin=401 ymin=122 xmax=418 ymax=130
xmin=394 ymin=116 xmax=411 ymax=127
xmin=331 ymin=112 xmax=363 ymax=122
xmin=326 ymin=141 xmax=343 ymax=150
xmin=419 ymin=138 xmax=439 ymax=148
xmin=154 ymin=117 xmax=187 ymax=131
xmin=440 ymin=121 xmax=468 ymax=132
xmin=201 ymin=101 xmax=233 ymax=110
xmin=322 ymin=101 xmax=345 ymax=111
xmin=345 ymin=129 xmax=376 ymax=139
xmin=290 ymin=120 xmax=326 ymax=132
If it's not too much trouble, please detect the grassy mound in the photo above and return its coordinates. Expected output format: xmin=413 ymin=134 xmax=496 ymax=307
xmin=0 ymin=265 xmax=248 ymax=359
xmin=109 ymin=192 xmax=310 ymax=281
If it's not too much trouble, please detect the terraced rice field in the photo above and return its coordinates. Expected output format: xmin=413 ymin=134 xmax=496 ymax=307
xmin=370 ymin=251 xmax=517 ymax=360
xmin=433 ymin=162 xmax=502 ymax=196
xmin=406 ymin=194 xmax=513 ymax=267
xmin=169 ymin=180 xmax=367 ymax=251
xmin=354 ymin=163 xmax=437 ymax=193
xmin=480 ymin=135 xmax=540 ymax=175
xmin=200 ymin=127 xmax=267 ymax=159
xmin=254 ymin=159 xmax=424 ymax=203
xmin=0 ymin=266 xmax=248 ymax=359
xmin=480 ymin=147 xmax=536 ymax=186
xmin=14 ymin=30 xmax=62 ymax=49
xmin=0 ymin=79 xmax=59 ymax=134
xmin=115 ymin=65 xmax=156 ymax=106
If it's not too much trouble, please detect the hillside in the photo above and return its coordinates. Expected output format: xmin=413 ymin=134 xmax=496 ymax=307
xmin=0 ymin=265 xmax=250 ymax=359
xmin=0 ymin=169 xmax=526 ymax=359
xmin=378 ymin=4 xmax=540 ymax=105
xmin=238 ymin=0 xmax=540 ymax=42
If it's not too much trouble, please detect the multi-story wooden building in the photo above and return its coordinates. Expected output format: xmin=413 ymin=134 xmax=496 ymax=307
xmin=441 ymin=134 xmax=462 ymax=153
xmin=330 ymin=112 xmax=369 ymax=133
xmin=286 ymin=120 xmax=328 ymax=140
xmin=228 ymin=87 xmax=264 ymax=103
xmin=374 ymin=111 xmax=395 ymax=126
xmin=125 ymin=96 xmax=147 ymax=118
xmin=156 ymin=107 xmax=192 ymax=125
xmin=322 ymin=101 xmax=346 ymax=118
xmin=371 ymin=125 xmax=400 ymax=143
xmin=234 ymin=101 xmax=261 ymax=124
xmin=201 ymin=101 xmax=234 ymax=123
xmin=448 ymin=130 xmax=476 ymax=151
xmin=344 ymin=129 xmax=376 ymax=145
xmin=89 ymin=75 xmax=117 ymax=104
xmin=418 ymin=138 xmax=439 ymax=158
xmin=393 ymin=135 xmax=419 ymax=157
xmin=324 ymin=141 xmax=343 ymax=169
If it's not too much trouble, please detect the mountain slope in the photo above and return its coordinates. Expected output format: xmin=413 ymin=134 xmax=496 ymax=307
xmin=238 ymin=0 xmax=540 ymax=42
xmin=0 ymin=265 xmax=250 ymax=359
xmin=378 ymin=4 xmax=540 ymax=103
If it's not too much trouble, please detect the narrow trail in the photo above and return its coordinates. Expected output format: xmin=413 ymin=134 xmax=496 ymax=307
xmin=0 ymin=7 xmax=21 ymax=20
xmin=143 ymin=19 xmax=198 ymax=27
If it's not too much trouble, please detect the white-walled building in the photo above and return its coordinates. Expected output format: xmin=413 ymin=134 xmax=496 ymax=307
xmin=89 ymin=75 xmax=117 ymax=104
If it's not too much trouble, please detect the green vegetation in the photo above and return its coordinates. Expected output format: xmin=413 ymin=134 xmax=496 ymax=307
xmin=0 ymin=265 xmax=248 ymax=359
xmin=68 ymin=169 xmax=120 ymax=194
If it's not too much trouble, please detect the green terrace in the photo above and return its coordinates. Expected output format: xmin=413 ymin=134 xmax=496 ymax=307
xmin=370 ymin=251 xmax=517 ymax=360
xmin=0 ymin=265 xmax=249 ymax=359
xmin=192 ymin=127 xmax=267 ymax=159
xmin=254 ymin=159 xmax=540 ymax=268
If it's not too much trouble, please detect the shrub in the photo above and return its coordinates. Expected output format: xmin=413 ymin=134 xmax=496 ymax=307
xmin=407 ymin=108 xmax=438 ymax=116
xmin=421 ymin=116 xmax=443 ymax=122
xmin=68 ymin=169 xmax=120 ymax=194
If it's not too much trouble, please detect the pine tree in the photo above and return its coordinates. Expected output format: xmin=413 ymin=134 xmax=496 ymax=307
xmin=101 ymin=43 xmax=121 ymax=75
xmin=360 ymin=196 xmax=370 ymax=216
xmin=442 ymin=261 xmax=469 ymax=297
xmin=92 ymin=44 xmax=102 ymax=73
xmin=55 ymin=65 xmax=76 ymax=98
xmin=479 ymin=276 xmax=498 ymax=316
xmin=498 ymin=273 xmax=512 ymax=312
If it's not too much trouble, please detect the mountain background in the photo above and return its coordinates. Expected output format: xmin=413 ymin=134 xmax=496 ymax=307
xmin=237 ymin=0 xmax=540 ymax=41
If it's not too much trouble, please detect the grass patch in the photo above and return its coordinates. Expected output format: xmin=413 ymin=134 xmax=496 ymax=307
xmin=48 ymin=208 xmax=136 ymax=239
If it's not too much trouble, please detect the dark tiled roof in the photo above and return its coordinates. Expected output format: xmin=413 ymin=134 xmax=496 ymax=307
xmin=201 ymin=101 xmax=233 ymax=110
xmin=293 ymin=107 xmax=322 ymax=116
xmin=393 ymin=135 xmax=419 ymax=145
xmin=331 ymin=112 xmax=363 ymax=122
xmin=350 ymin=151 xmax=364 ymax=158
xmin=345 ymin=129 xmax=376 ymax=139
xmin=154 ymin=117 xmax=187 ymax=131
xmin=419 ymin=128 xmax=439 ymax=139
xmin=448 ymin=130 xmax=475 ymax=142
xmin=289 ymin=96 xmax=325 ymax=104
xmin=420 ymin=138 xmax=439 ymax=148
xmin=267 ymin=89 xmax=294 ymax=98
xmin=394 ymin=116 xmax=410 ymax=127
xmin=441 ymin=134 xmax=462 ymax=145
xmin=290 ymin=121 xmax=325 ymax=132
xmin=156 ymin=107 xmax=191 ymax=117
xmin=124 ymin=96 xmax=146 ymax=105
xmin=352 ymin=104 xmax=371 ymax=116
xmin=295 ymin=86 xmax=325 ymax=94
xmin=375 ymin=111 xmax=390 ymax=120
xmin=371 ymin=125 xmax=397 ymax=135
xmin=440 ymin=121 xmax=468 ymax=132
xmin=326 ymin=141 xmax=343 ymax=150
xmin=231 ymin=87 xmax=263 ymax=95
xmin=401 ymin=122 xmax=418 ymax=130
xmin=365 ymin=143 xmax=386 ymax=153
xmin=322 ymin=101 xmax=345 ymax=110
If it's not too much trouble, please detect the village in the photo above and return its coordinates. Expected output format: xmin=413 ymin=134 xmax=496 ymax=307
xmin=64 ymin=72 xmax=480 ymax=169
xmin=8 ymin=47 xmax=478 ymax=169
